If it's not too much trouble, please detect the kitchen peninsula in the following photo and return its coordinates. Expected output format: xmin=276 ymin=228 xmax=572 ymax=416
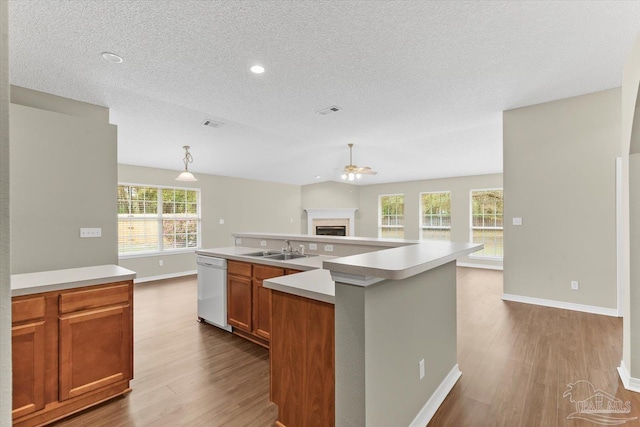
xmin=198 ymin=233 xmax=481 ymax=427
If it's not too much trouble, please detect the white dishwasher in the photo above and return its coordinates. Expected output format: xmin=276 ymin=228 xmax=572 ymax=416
xmin=197 ymin=255 xmax=232 ymax=332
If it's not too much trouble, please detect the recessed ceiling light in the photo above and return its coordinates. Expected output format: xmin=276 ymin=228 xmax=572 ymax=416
xmin=250 ymin=65 xmax=265 ymax=74
xmin=101 ymin=52 xmax=123 ymax=64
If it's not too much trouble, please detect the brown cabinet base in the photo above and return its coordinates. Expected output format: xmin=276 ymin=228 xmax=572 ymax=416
xmin=12 ymin=281 xmax=133 ymax=427
xmin=270 ymin=290 xmax=335 ymax=427
xmin=13 ymin=381 xmax=131 ymax=427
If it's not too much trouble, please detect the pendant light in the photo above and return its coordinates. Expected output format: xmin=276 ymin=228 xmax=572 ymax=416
xmin=175 ymin=145 xmax=198 ymax=181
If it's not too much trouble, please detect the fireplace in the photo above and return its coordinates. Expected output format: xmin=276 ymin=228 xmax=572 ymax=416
xmin=316 ymin=225 xmax=347 ymax=236
xmin=304 ymin=208 xmax=357 ymax=237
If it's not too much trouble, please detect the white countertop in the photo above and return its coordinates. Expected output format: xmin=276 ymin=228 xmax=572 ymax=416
xmin=323 ymin=241 xmax=483 ymax=281
xmin=196 ymin=246 xmax=335 ymax=270
xmin=11 ymin=264 xmax=137 ymax=297
xmin=264 ymin=269 xmax=335 ymax=305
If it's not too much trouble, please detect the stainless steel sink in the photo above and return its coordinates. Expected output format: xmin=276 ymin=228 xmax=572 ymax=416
xmin=264 ymin=253 xmax=317 ymax=260
xmin=243 ymin=250 xmax=284 ymax=257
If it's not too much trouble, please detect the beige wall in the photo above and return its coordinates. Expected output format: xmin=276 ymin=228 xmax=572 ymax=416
xmin=0 ymin=0 xmax=11 ymax=422
xmin=622 ymin=34 xmax=640 ymax=377
xmin=335 ymin=262 xmax=458 ymax=426
xmin=503 ymin=88 xmax=621 ymax=310
xmin=356 ymin=174 xmax=503 ymax=268
xmin=118 ymin=164 xmax=302 ymax=279
xmin=300 ymin=181 xmax=359 ymax=233
xmin=10 ymin=89 xmax=118 ymax=274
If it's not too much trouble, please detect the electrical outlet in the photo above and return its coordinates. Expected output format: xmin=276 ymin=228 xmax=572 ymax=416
xmin=235 ymin=238 xmax=242 ymax=245
xmin=571 ymin=281 xmax=579 ymax=290
xmin=309 ymin=243 xmax=318 ymax=250
xmin=419 ymin=359 xmax=425 ymax=380
xmin=324 ymin=245 xmax=334 ymax=252
xmin=80 ymin=228 xmax=102 ymax=238
xmin=219 ymin=219 xmax=225 ymax=225
xmin=512 ymin=217 xmax=523 ymax=226
xmin=260 ymin=240 xmax=267 ymax=246
xmin=159 ymin=260 xmax=164 ymax=267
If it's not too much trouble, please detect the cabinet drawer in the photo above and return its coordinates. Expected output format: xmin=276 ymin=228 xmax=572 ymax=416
xmin=12 ymin=296 xmax=46 ymax=324
xmin=228 ymin=260 xmax=252 ymax=277
xmin=59 ymin=283 xmax=131 ymax=314
xmin=254 ymin=265 xmax=284 ymax=281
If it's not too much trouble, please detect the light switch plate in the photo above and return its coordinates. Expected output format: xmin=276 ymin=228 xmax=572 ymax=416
xmin=219 ymin=219 xmax=225 ymax=225
xmin=512 ymin=217 xmax=523 ymax=226
xmin=260 ymin=240 xmax=267 ymax=246
xmin=324 ymin=245 xmax=334 ymax=252
xmin=309 ymin=243 xmax=318 ymax=250
xmin=80 ymin=228 xmax=101 ymax=238
xmin=235 ymin=238 xmax=242 ymax=245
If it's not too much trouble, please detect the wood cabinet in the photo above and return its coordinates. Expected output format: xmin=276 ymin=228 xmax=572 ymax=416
xmin=58 ymin=284 xmax=132 ymax=401
xmin=271 ymin=290 xmax=335 ymax=427
xmin=227 ymin=260 xmax=286 ymax=348
xmin=12 ymin=281 xmax=133 ymax=427
xmin=11 ymin=296 xmax=46 ymax=419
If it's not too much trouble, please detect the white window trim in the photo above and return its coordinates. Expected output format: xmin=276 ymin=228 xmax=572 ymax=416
xmin=378 ymin=193 xmax=405 ymax=238
xmin=469 ymin=188 xmax=503 ymax=259
xmin=117 ymin=182 xmax=202 ymax=257
xmin=419 ymin=191 xmax=451 ymax=241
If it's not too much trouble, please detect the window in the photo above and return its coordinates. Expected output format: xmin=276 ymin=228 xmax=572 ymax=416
xmin=470 ymin=189 xmax=503 ymax=258
xmin=118 ymin=184 xmax=201 ymax=256
xmin=420 ymin=192 xmax=451 ymax=241
xmin=379 ymin=194 xmax=404 ymax=238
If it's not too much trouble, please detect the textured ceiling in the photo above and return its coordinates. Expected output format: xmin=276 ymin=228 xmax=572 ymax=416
xmin=8 ymin=1 xmax=640 ymax=185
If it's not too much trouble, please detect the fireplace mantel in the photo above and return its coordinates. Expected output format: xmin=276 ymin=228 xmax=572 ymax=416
xmin=304 ymin=208 xmax=357 ymax=237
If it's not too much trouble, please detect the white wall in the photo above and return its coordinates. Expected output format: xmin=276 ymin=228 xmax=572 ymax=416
xmin=503 ymin=88 xmax=621 ymax=311
xmin=118 ymin=164 xmax=302 ymax=279
xmin=0 ymin=0 xmax=11 ymax=422
xmin=10 ymin=92 xmax=118 ymax=274
xmin=356 ymin=174 xmax=504 ymax=268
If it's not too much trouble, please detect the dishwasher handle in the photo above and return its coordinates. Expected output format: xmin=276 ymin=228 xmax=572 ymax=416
xmin=196 ymin=256 xmax=227 ymax=269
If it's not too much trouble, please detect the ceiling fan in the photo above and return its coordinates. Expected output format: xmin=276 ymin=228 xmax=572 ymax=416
xmin=341 ymin=143 xmax=377 ymax=181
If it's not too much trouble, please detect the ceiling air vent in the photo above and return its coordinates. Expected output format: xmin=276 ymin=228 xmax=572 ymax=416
xmin=202 ymin=119 xmax=225 ymax=128
xmin=316 ymin=106 xmax=342 ymax=115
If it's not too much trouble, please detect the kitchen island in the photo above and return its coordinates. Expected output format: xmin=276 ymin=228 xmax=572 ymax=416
xmin=201 ymin=233 xmax=481 ymax=427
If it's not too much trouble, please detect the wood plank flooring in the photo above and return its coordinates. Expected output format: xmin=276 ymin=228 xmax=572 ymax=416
xmin=52 ymin=268 xmax=640 ymax=427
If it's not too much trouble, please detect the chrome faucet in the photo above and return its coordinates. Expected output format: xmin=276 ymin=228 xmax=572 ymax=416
xmin=283 ymin=240 xmax=292 ymax=253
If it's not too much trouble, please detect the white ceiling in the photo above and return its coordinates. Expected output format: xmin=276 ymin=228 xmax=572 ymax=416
xmin=8 ymin=1 xmax=640 ymax=185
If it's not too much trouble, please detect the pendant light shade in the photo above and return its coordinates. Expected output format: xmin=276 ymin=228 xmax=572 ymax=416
xmin=176 ymin=145 xmax=197 ymax=181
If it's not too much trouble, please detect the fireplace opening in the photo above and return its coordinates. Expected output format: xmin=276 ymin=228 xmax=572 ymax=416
xmin=316 ymin=225 xmax=346 ymax=236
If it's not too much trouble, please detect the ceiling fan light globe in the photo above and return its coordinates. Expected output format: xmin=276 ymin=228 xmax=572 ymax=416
xmin=341 ymin=173 xmax=347 ymax=180
xmin=355 ymin=173 xmax=362 ymax=179
xmin=348 ymin=172 xmax=355 ymax=181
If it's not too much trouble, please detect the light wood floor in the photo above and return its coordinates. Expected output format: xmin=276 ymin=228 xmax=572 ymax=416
xmin=52 ymin=268 xmax=640 ymax=427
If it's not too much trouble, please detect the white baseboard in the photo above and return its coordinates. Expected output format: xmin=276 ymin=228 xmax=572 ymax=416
xmin=457 ymin=262 xmax=503 ymax=271
xmin=134 ymin=270 xmax=196 ymax=284
xmin=409 ymin=364 xmax=462 ymax=427
xmin=502 ymin=293 xmax=619 ymax=317
xmin=618 ymin=360 xmax=640 ymax=393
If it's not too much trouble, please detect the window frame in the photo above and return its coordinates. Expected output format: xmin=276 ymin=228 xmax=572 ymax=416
xmin=419 ymin=191 xmax=451 ymax=241
xmin=469 ymin=188 xmax=503 ymax=260
xmin=117 ymin=182 xmax=202 ymax=258
xmin=378 ymin=193 xmax=405 ymax=239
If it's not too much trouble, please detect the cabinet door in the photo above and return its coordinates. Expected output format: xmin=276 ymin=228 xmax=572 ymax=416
xmin=59 ymin=305 xmax=132 ymax=401
xmin=253 ymin=280 xmax=271 ymax=340
xmin=227 ymin=275 xmax=252 ymax=332
xmin=12 ymin=321 xmax=45 ymax=419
